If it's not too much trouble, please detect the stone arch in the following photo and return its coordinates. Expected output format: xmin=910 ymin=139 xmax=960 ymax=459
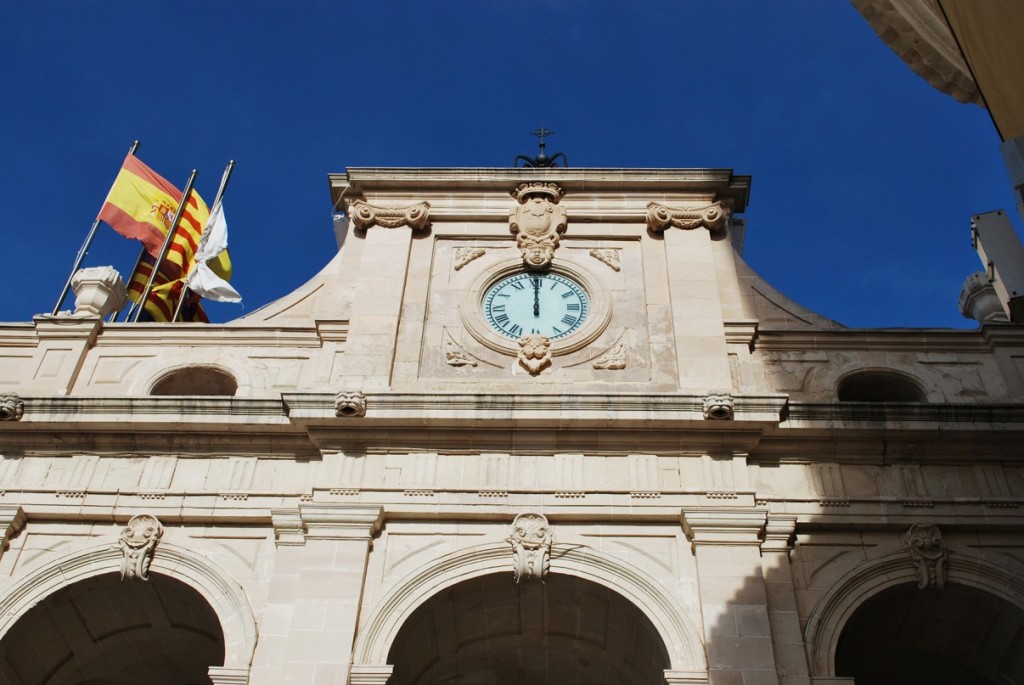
xmin=151 ymin=365 xmax=239 ymax=396
xmin=351 ymin=540 xmax=706 ymax=674
xmin=0 ymin=541 xmax=258 ymax=670
xmin=807 ymin=361 xmax=946 ymax=403
xmin=836 ymin=368 xmax=927 ymax=402
xmin=804 ymin=548 xmax=1024 ymax=678
xmin=128 ymin=357 xmax=256 ymax=397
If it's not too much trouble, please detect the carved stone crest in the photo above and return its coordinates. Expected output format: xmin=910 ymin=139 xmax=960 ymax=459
xmin=349 ymin=200 xmax=431 ymax=231
xmin=119 ymin=514 xmax=163 ymax=581
xmin=647 ymin=201 xmax=729 ymax=232
xmin=589 ymin=248 xmax=621 ymax=272
xmin=0 ymin=393 xmax=24 ymax=422
xmin=702 ymin=393 xmax=735 ymax=420
xmin=507 ymin=513 xmax=552 ymax=583
xmin=454 ymin=247 xmax=486 ymax=271
xmin=509 ymin=182 xmax=567 ymax=269
xmin=335 ymin=391 xmax=367 ymax=417
xmin=517 ymin=334 xmax=552 ymax=375
xmin=592 ymin=343 xmax=626 ymax=370
xmin=903 ymin=523 xmax=948 ymax=590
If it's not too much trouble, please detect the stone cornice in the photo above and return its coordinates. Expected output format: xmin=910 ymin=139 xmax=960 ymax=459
xmin=93 ymin=324 xmax=327 ymax=348
xmin=755 ymin=328 xmax=996 ymax=353
xmin=298 ymin=503 xmax=383 ymax=540
xmin=783 ymin=402 xmax=1024 ymax=426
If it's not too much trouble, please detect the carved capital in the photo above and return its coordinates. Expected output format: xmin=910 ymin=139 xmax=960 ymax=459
xmin=350 ymin=200 xmax=430 ymax=231
xmin=0 ymin=393 xmax=24 ymax=421
xmin=702 ymin=393 xmax=735 ymax=420
xmin=646 ymin=201 xmax=729 ymax=232
xmin=510 ymin=183 xmax=567 ymax=269
xmin=508 ymin=512 xmax=552 ymax=583
xmin=119 ymin=514 xmax=164 ymax=580
xmin=681 ymin=507 xmax=766 ymax=547
xmin=517 ymin=334 xmax=552 ymax=375
xmin=271 ymin=508 xmax=306 ymax=547
xmin=335 ymin=391 xmax=367 ymax=417
xmin=903 ymin=523 xmax=948 ymax=590
xmin=761 ymin=514 xmax=797 ymax=553
xmin=298 ymin=503 xmax=383 ymax=541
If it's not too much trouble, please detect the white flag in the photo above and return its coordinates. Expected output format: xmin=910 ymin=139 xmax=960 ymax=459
xmin=186 ymin=202 xmax=242 ymax=303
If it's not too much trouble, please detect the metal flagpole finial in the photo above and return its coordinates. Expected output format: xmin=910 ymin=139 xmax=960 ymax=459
xmin=514 ymin=126 xmax=568 ymax=168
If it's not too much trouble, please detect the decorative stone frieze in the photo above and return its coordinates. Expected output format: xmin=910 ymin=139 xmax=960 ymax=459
xmin=646 ymin=201 xmax=729 ymax=232
xmin=592 ymin=342 xmax=626 ymax=370
xmin=454 ymin=247 xmax=486 ymax=271
xmin=349 ymin=199 xmax=431 ymax=231
xmin=589 ymin=248 xmax=621 ymax=271
xmin=70 ymin=265 xmax=127 ymax=317
xmin=118 ymin=514 xmax=164 ymax=581
xmin=517 ymin=334 xmax=552 ymax=375
xmin=903 ymin=523 xmax=948 ymax=590
xmin=508 ymin=512 xmax=552 ymax=583
xmin=702 ymin=393 xmax=735 ymax=420
xmin=335 ymin=391 xmax=367 ymax=417
xmin=509 ymin=182 xmax=567 ymax=269
xmin=0 ymin=393 xmax=24 ymax=421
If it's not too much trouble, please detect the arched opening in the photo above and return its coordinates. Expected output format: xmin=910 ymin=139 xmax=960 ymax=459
xmin=151 ymin=366 xmax=238 ymax=396
xmin=836 ymin=370 xmax=926 ymax=402
xmin=0 ymin=572 xmax=225 ymax=685
xmin=835 ymin=582 xmax=1024 ymax=685
xmin=387 ymin=572 xmax=670 ymax=685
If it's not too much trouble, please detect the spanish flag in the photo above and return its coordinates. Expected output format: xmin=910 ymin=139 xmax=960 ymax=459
xmin=97 ymin=154 xmax=230 ymax=280
xmin=127 ymin=254 xmax=208 ymax=323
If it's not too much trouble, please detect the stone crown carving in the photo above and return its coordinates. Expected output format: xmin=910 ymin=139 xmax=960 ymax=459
xmin=507 ymin=512 xmax=552 ymax=583
xmin=335 ymin=391 xmax=367 ymax=417
xmin=647 ymin=201 xmax=729 ymax=232
xmin=509 ymin=182 xmax=567 ymax=269
xmin=903 ymin=523 xmax=948 ymax=590
xmin=349 ymin=199 xmax=430 ymax=231
xmin=0 ymin=393 xmax=24 ymax=421
xmin=703 ymin=393 xmax=735 ymax=420
xmin=119 ymin=514 xmax=164 ymax=581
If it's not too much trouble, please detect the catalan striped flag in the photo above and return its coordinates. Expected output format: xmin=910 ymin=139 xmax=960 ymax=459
xmin=97 ymin=154 xmax=228 ymax=280
xmin=127 ymin=254 xmax=208 ymax=322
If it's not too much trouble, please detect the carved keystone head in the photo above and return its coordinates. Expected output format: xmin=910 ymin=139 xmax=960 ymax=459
xmin=0 ymin=394 xmax=24 ymax=422
xmin=335 ymin=391 xmax=367 ymax=417
xmin=702 ymin=393 xmax=735 ymax=420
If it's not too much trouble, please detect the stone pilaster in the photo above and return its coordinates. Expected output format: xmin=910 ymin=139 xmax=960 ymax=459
xmin=28 ymin=315 xmax=103 ymax=395
xmin=682 ymin=507 xmax=777 ymax=685
xmin=249 ymin=504 xmax=383 ymax=685
xmin=761 ymin=515 xmax=811 ymax=685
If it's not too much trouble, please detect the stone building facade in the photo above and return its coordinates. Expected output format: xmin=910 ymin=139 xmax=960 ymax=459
xmin=0 ymin=166 xmax=1022 ymax=685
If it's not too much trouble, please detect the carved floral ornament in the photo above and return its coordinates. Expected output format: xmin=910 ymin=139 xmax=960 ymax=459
xmin=454 ymin=247 xmax=486 ymax=271
xmin=0 ymin=393 xmax=24 ymax=421
xmin=509 ymin=182 xmax=567 ymax=269
xmin=903 ymin=523 xmax=948 ymax=590
xmin=646 ymin=201 xmax=729 ymax=232
xmin=335 ymin=391 xmax=367 ymax=417
xmin=119 ymin=514 xmax=164 ymax=581
xmin=517 ymin=334 xmax=552 ymax=375
xmin=349 ymin=199 xmax=431 ymax=231
xmin=507 ymin=512 xmax=552 ymax=583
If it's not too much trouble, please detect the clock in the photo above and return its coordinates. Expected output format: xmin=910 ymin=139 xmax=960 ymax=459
xmin=483 ymin=272 xmax=590 ymax=340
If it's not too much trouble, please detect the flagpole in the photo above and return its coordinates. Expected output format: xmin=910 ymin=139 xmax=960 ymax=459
xmin=133 ymin=170 xmax=198 ymax=322
xmin=51 ymin=140 xmax=141 ymax=315
xmin=114 ymin=246 xmax=149 ymax=322
xmin=173 ymin=160 xmax=236 ymax=322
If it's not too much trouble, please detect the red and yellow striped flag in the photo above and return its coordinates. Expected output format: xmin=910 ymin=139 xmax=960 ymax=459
xmin=127 ymin=254 xmax=208 ymax=322
xmin=97 ymin=154 xmax=222 ymax=280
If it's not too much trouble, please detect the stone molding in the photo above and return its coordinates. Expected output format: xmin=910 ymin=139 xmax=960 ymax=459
xmin=208 ymin=666 xmax=250 ymax=685
xmin=0 ymin=393 xmax=24 ymax=421
xmin=0 ymin=505 xmax=26 ymax=561
xmin=350 ymin=664 xmax=395 ymax=685
xmin=804 ymin=549 xmax=1024 ymax=677
xmin=646 ymin=201 xmax=729 ymax=232
xmin=298 ymin=503 xmax=383 ymax=541
xmin=349 ymin=199 xmax=430 ymax=231
xmin=761 ymin=514 xmax=797 ymax=553
xmin=681 ymin=507 xmax=767 ymax=547
xmin=0 ymin=541 xmax=258 ymax=670
xmin=350 ymin=540 xmax=707 ymax=673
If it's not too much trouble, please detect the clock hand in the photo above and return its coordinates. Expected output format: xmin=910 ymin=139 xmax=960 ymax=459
xmin=532 ymin=275 xmax=540 ymax=316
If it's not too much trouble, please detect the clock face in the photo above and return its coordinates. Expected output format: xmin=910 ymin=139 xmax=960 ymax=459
xmin=483 ymin=272 xmax=590 ymax=340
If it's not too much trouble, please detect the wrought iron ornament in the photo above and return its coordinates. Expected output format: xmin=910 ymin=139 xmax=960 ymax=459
xmin=514 ymin=127 xmax=568 ymax=168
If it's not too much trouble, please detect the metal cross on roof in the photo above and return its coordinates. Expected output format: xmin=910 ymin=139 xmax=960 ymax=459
xmin=514 ymin=127 xmax=568 ymax=168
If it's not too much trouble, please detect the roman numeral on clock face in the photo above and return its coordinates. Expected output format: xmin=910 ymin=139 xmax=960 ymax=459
xmin=566 ymin=303 xmax=580 ymax=311
xmin=561 ymin=314 xmax=577 ymax=325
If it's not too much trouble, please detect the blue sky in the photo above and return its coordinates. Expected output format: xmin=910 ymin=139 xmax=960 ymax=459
xmin=0 ymin=2 xmax=1014 ymax=328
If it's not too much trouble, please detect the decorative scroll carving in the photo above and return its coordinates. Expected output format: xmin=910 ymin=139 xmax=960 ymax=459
xmin=0 ymin=394 xmax=24 ymax=422
xmin=335 ymin=391 xmax=367 ymax=417
xmin=589 ymin=248 xmax=621 ymax=272
xmin=903 ymin=523 xmax=948 ymax=590
xmin=646 ymin=201 xmax=729 ymax=232
xmin=119 ymin=514 xmax=163 ymax=581
xmin=517 ymin=334 xmax=552 ymax=375
xmin=508 ymin=513 xmax=552 ymax=583
xmin=702 ymin=393 xmax=735 ymax=420
xmin=509 ymin=182 xmax=567 ymax=269
xmin=454 ymin=247 xmax=486 ymax=271
xmin=350 ymin=200 xmax=430 ymax=231
xmin=445 ymin=338 xmax=478 ymax=367
xmin=592 ymin=342 xmax=626 ymax=370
